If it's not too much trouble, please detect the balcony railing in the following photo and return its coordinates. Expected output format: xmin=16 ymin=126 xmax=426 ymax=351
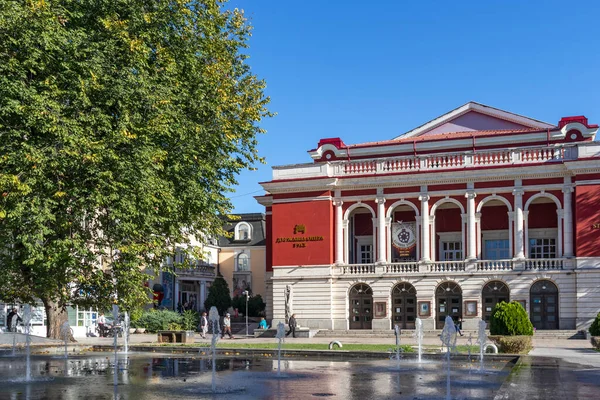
xmin=175 ymin=263 xmax=216 ymax=276
xmin=332 ymin=258 xmax=566 ymax=276
xmin=524 ymin=258 xmax=563 ymax=271
xmin=334 ymin=146 xmax=572 ymax=177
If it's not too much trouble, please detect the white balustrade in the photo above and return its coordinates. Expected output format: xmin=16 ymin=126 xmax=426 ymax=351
xmin=341 ymin=264 xmax=376 ymax=275
xmin=428 ymin=261 xmax=466 ymax=272
xmin=524 ymin=258 xmax=564 ymax=270
xmin=476 ymin=260 xmax=514 ymax=271
xmin=386 ymin=263 xmax=419 ymax=274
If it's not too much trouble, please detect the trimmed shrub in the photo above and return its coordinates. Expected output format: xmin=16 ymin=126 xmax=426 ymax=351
xmin=490 ymin=301 xmax=534 ymax=336
xmin=181 ymin=310 xmax=200 ymax=331
xmin=591 ymin=336 xmax=600 ymax=350
xmin=204 ymin=274 xmax=232 ymax=316
xmin=589 ymin=312 xmax=600 ymax=337
xmin=132 ymin=309 xmax=182 ymax=332
xmin=489 ymin=335 xmax=532 ymax=354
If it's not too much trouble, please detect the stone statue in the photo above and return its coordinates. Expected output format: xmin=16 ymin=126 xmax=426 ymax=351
xmin=284 ymin=285 xmax=293 ymax=323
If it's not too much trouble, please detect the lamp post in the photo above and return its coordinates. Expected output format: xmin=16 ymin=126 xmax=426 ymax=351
xmin=243 ymin=290 xmax=249 ymax=337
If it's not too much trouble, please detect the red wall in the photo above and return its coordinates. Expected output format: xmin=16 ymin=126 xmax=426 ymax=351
xmin=354 ymin=213 xmax=373 ymax=235
xmin=528 ymin=203 xmax=558 ymax=229
xmin=271 ymin=201 xmax=333 ymax=266
xmin=575 ymin=185 xmax=600 ymax=257
xmin=265 ymin=213 xmax=272 ymax=272
xmin=481 ymin=205 xmax=509 ymax=230
xmin=435 ymin=208 xmax=462 ymax=232
xmin=394 ymin=210 xmax=417 ymax=222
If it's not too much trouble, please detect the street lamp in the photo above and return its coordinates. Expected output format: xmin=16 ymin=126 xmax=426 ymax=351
xmin=242 ymin=290 xmax=249 ymax=337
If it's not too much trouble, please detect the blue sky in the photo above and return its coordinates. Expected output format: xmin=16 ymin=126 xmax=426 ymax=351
xmin=226 ymin=0 xmax=600 ymax=213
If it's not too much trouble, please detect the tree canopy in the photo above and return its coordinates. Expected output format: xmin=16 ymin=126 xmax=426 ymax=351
xmin=0 ymin=0 xmax=271 ymax=337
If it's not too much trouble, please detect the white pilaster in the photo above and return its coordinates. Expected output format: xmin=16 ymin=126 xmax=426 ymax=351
xmin=375 ymin=196 xmax=387 ymax=263
xmin=557 ymin=209 xmax=564 ymax=258
xmin=465 ymin=191 xmax=477 ymax=260
xmin=385 ymin=217 xmax=392 ymax=262
xmin=430 ymin=215 xmax=436 ymax=261
xmin=334 ymin=199 xmax=344 ymax=264
xmin=475 ymin=212 xmax=482 ymax=259
xmin=513 ymin=187 xmax=525 ymax=259
xmin=343 ymin=220 xmax=349 ymax=264
xmin=461 ymin=213 xmax=467 ymax=260
xmin=523 ymin=210 xmax=529 ymax=258
xmin=562 ymin=183 xmax=574 ymax=257
xmin=419 ymin=193 xmax=430 ymax=262
xmin=507 ymin=211 xmax=514 ymax=259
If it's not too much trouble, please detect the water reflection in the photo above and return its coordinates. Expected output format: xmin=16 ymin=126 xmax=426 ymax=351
xmin=0 ymin=353 xmax=513 ymax=399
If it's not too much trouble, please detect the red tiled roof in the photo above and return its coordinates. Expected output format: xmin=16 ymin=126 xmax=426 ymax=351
xmin=348 ymin=128 xmax=545 ymax=149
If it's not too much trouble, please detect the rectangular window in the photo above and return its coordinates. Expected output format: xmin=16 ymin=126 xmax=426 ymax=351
xmin=359 ymin=244 xmax=373 ymax=264
xmin=485 ymin=239 xmax=510 ymax=260
xmin=76 ymin=307 xmax=97 ymax=327
xmin=529 ymin=238 xmax=556 ymax=258
xmin=441 ymin=242 xmax=462 ymax=261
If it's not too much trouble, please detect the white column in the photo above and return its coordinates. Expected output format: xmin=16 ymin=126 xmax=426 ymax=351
xmin=375 ymin=196 xmax=386 ymax=263
xmin=563 ymin=185 xmax=574 ymax=257
xmin=513 ymin=188 xmax=525 ymax=259
xmin=385 ymin=217 xmax=392 ymax=262
xmin=507 ymin=212 xmax=514 ymax=259
xmin=523 ymin=210 xmax=529 ymax=258
xmin=430 ymin=215 xmax=436 ymax=261
xmin=334 ymin=199 xmax=344 ymax=264
xmin=415 ymin=217 xmax=421 ymax=261
xmin=557 ymin=209 xmax=564 ymax=258
xmin=343 ymin=220 xmax=349 ymax=264
xmin=419 ymin=194 xmax=430 ymax=262
xmin=465 ymin=191 xmax=477 ymax=260
xmin=475 ymin=212 xmax=482 ymax=259
xmin=461 ymin=214 xmax=467 ymax=260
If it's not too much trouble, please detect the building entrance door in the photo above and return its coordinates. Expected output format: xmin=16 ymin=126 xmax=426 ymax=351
xmin=482 ymin=281 xmax=510 ymax=328
xmin=435 ymin=281 xmax=462 ymax=329
xmin=530 ymin=280 xmax=558 ymax=330
xmin=349 ymin=283 xmax=373 ymax=330
xmin=392 ymin=282 xmax=417 ymax=330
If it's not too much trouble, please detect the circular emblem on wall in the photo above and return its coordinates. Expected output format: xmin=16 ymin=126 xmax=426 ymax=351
xmin=392 ymin=222 xmax=416 ymax=249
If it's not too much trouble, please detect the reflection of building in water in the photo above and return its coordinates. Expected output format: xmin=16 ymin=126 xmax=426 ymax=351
xmin=256 ymin=102 xmax=600 ymax=332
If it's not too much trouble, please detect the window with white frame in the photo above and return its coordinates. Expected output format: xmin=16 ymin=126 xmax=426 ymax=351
xmin=485 ymin=240 xmax=510 ymax=260
xmin=236 ymin=253 xmax=250 ymax=271
xmin=482 ymin=231 xmax=511 ymax=260
xmin=355 ymin=236 xmax=373 ymax=264
xmin=441 ymin=242 xmax=462 ymax=261
xmin=528 ymin=228 xmax=558 ymax=259
xmin=77 ymin=308 xmax=98 ymax=327
xmin=438 ymin=232 xmax=463 ymax=261
xmin=235 ymin=222 xmax=252 ymax=241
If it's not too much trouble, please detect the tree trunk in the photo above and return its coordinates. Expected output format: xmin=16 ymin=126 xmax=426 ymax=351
xmin=42 ymin=298 xmax=76 ymax=342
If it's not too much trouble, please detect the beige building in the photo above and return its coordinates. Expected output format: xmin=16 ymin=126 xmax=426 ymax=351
xmin=218 ymin=213 xmax=268 ymax=311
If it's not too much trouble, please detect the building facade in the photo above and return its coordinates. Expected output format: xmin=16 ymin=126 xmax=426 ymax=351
xmin=218 ymin=213 xmax=268 ymax=316
xmin=256 ymin=102 xmax=600 ymax=331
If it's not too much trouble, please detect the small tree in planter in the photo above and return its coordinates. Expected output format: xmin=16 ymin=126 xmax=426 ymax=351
xmin=182 ymin=310 xmax=200 ymax=331
xmin=489 ymin=301 xmax=534 ymax=354
xmin=204 ymin=274 xmax=232 ymax=316
xmin=589 ymin=312 xmax=600 ymax=349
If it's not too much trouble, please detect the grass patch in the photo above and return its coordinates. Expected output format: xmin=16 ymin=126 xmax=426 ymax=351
xmin=151 ymin=342 xmax=414 ymax=353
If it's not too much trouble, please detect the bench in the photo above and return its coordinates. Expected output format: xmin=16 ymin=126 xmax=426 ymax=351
xmin=157 ymin=330 xmax=195 ymax=343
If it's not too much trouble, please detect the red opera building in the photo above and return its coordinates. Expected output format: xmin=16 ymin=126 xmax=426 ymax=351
xmin=256 ymin=102 xmax=600 ymax=332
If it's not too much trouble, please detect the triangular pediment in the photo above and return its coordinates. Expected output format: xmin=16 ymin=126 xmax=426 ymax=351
xmin=395 ymin=102 xmax=556 ymax=140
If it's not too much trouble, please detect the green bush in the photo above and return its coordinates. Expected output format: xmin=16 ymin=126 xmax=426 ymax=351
xmin=591 ymin=336 xmax=600 ymax=350
xmin=490 ymin=301 xmax=534 ymax=336
xmin=489 ymin=335 xmax=532 ymax=354
xmin=132 ymin=309 xmax=182 ymax=332
xmin=204 ymin=274 xmax=232 ymax=315
xmin=182 ymin=310 xmax=200 ymax=331
xmin=589 ymin=312 xmax=600 ymax=336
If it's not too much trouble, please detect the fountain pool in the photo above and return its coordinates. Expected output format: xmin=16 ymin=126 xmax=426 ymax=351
xmin=0 ymin=351 xmax=515 ymax=399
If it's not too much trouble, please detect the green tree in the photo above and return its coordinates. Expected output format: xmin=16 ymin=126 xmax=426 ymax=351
xmin=0 ymin=0 xmax=271 ymax=338
xmin=204 ymin=274 xmax=231 ymax=315
xmin=490 ymin=301 xmax=534 ymax=336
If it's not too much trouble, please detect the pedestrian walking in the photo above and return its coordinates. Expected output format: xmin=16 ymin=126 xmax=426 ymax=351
xmin=222 ymin=313 xmax=234 ymax=339
xmin=286 ymin=314 xmax=297 ymax=338
xmin=455 ymin=317 xmax=464 ymax=336
xmin=199 ymin=312 xmax=208 ymax=338
xmin=7 ymin=308 xmax=22 ymax=332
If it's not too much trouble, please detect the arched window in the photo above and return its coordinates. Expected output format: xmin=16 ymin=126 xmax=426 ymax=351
xmin=236 ymin=253 xmax=250 ymax=271
xmin=235 ymin=222 xmax=252 ymax=241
